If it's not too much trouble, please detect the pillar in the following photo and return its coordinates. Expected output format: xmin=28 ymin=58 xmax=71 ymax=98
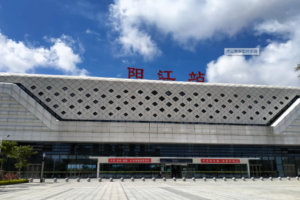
xmin=97 ymin=162 xmax=100 ymax=179
xmin=247 ymin=163 xmax=250 ymax=178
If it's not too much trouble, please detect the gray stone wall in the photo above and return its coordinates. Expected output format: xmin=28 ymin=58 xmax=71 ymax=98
xmin=1 ymin=82 xmax=300 ymax=145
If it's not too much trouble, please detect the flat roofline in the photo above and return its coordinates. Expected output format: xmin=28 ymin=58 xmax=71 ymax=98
xmin=1 ymin=72 xmax=299 ymax=89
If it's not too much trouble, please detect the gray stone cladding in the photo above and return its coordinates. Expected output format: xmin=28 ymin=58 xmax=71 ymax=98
xmin=0 ymin=80 xmax=300 ymax=145
xmin=1 ymin=73 xmax=299 ymax=125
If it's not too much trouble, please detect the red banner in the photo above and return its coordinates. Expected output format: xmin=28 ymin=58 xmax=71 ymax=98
xmin=108 ymin=158 xmax=151 ymax=163
xmin=201 ymin=159 xmax=240 ymax=164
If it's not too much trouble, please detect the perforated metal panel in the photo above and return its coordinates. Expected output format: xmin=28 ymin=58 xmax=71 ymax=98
xmin=1 ymin=73 xmax=299 ymax=125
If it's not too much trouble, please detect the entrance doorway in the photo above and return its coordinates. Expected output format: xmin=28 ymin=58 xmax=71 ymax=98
xmin=169 ymin=165 xmax=187 ymax=178
xmin=250 ymin=164 xmax=262 ymax=177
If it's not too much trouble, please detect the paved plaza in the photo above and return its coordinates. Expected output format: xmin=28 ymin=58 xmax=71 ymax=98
xmin=0 ymin=178 xmax=299 ymax=200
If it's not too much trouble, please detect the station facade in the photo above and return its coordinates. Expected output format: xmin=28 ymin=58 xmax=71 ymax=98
xmin=0 ymin=73 xmax=300 ymax=178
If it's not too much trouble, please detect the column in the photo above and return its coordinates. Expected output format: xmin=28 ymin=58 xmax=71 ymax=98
xmin=97 ymin=162 xmax=100 ymax=179
xmin=247 ymin=163 xmax=250 ymax=178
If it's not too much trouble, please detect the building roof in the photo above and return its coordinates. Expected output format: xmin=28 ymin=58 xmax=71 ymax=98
xmin=1 ymin=73 xmax=299 ymax=125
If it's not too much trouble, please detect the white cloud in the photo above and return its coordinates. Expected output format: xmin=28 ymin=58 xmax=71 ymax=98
xmin=85 ymin=29 xmax=100 ymax=36
xmin=86 ymin=29 xmax=92 ymax=34
xmin=207 ymin=17 xmax=300 ymax=86
xmin=121 ymin=59 xmax=135 ymax=64
xmin=85 ymin=29 xmax=103 ymax=42
xmin=109 ymin=0 xmax=300 ymax=60
xmin=109 ymin=0 xmax=300 ymax=86
xmin=0 ymin=32 xmax=88 ymax=76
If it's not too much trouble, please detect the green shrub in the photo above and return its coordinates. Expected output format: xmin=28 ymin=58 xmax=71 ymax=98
xmin=0 ymin=179 xmax=28 ymax=185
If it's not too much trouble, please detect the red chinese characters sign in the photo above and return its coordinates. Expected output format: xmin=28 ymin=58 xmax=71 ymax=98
xmin=108 ymin=158 xmax=152 ymax=163
xmin=127 ymin=68 xmax=205 ymax=82
xmin=128 ymin=67 xmax=144 ymax=79
xmin=201 ymin=159 xmax=240 ymax=164
xmin=188 ymin=71 xmax=205 ymax=82
xmin=157 ymin=70 xmax=176 ymax=81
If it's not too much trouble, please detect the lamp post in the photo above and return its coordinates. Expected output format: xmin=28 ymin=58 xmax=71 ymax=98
xmin=0 ymin=135 xmax=10 ymax=155
xmin=40 ymin=153 xmax=45 ymax=183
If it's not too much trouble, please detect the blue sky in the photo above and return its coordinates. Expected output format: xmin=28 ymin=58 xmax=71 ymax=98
xmin=0 ymin=0 xmax=300 ymax=86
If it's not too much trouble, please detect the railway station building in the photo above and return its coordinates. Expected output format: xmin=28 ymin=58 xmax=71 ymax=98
xmin=0 ymin=73 xmax=300 ymax=179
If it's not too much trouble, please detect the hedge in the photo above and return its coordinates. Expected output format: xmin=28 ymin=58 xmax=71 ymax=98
xmin=0 ymin=179 xmax=29 ymax=185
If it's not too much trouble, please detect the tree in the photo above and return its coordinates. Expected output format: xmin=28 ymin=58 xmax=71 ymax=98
xmin=0 ymin=140 xmax=18 ymax=170
xmin=295 ymin=63 xmax=300 ymax=77
xmin=9 ymin=145 xmax=37 ymax=176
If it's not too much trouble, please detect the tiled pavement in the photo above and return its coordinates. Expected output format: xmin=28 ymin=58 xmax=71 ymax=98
xmin=0 ymin=178 xmax=299 ymax=200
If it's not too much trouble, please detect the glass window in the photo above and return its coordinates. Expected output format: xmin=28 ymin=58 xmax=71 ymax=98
xmin=296 ymin=157 xmax=300 ymax=166
xmin=282 ymin=157 xmax=288 ymax=164
xmin=275 ymin=157 xmax=282 ymax=165
xmin=7 ymin=142 xmax=300 ymax=178
xmin=77 ymin=155 xmax=85 ymax=159
xmin=288 ymin=157 xmax=295 ymax=164
xmin=276 ymin=165 xmax=284 ymax=177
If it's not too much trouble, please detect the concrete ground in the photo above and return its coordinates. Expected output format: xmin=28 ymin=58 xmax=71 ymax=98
xmin=0 ymin=178 xmax=299 ymax=200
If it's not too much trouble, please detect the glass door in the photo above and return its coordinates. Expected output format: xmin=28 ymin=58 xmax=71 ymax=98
xmin=67 ymin=164 xmax=83 ymax=178
xmin=26 ymin=164 xmax=41 ymax=179
xmin=181 ymin=165 xmax=188 ymax=178
xmin=165 ymin=165 xmax=171 ymax=178
xmin=171 ymin=165 xmax=183 ymax=178
xmin=250 ymin=164 xmax=262 ymax=177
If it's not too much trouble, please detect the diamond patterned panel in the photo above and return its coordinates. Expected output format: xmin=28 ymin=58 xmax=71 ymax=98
xmin=1 ymin=73 xmax=300 ymax=125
